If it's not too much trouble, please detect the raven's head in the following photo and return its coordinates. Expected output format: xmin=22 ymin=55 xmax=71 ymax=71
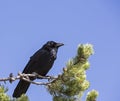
xmin=43 ymin=41 xmax=64 ymax=50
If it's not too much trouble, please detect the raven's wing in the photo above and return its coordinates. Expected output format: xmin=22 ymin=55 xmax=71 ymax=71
xmin=22 ymin=48 xmax=55 ymax=76
xmin=22 ymin=49 xmax=45 ymax=74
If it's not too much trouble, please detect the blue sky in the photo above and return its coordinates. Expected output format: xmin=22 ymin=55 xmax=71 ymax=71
xmin=0 ymin=0 xmax=120 ymax=101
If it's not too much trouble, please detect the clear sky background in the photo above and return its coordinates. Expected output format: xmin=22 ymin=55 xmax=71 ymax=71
xmin=0 ymin=0 xmax=120 ymax=101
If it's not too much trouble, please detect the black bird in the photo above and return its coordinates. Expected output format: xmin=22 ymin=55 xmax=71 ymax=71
xmin=13 ymin=41 xmax=64 ymax=98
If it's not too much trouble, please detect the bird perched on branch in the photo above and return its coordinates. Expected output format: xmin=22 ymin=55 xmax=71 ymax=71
xmin=13 ymin=41 xmax=64 ymax=98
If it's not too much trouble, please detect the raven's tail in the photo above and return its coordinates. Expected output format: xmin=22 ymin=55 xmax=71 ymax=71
xmin=13 ymin=80 xmax=30 ymax=98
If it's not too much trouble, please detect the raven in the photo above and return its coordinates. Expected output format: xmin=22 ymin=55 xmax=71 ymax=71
xmin=13 ymin=41 xmax=64 ymax=98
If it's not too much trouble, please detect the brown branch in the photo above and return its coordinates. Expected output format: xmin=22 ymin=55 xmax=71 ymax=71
xmin=0 ymin=72 xmax=57 ymax=86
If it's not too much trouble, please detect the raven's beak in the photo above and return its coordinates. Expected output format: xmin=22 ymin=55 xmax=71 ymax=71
xmin=56 ymin=43 xmax=64 ymax=47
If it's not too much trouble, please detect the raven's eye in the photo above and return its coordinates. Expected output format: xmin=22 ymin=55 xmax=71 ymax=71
xmin=46 ymin=41 xmax=56 ymax=48
xmin=50 ymin=42 xmax=55 ymax=47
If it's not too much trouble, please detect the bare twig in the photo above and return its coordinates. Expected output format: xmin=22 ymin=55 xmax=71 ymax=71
xmin=0 ymin=72 xmax=57 ymax=86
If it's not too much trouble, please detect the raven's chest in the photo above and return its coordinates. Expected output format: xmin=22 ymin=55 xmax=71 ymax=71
xmin=50 ymin=49 xmax=57 ymax=60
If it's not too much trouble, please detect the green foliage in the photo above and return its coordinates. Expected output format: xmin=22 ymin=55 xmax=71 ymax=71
xmin=86 ymin=90 xmax=99 ymax=101
xmin=0 ymin=86 xmax=29 ymax=101
xmin=47 ymin=44 xmax=97 ymax=101
xmin=0 ymin=86 xmax=10 ymax=101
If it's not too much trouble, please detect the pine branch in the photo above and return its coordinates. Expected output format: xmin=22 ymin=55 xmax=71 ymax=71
xmin=0 ymin=72 xmax=57 ymax=86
